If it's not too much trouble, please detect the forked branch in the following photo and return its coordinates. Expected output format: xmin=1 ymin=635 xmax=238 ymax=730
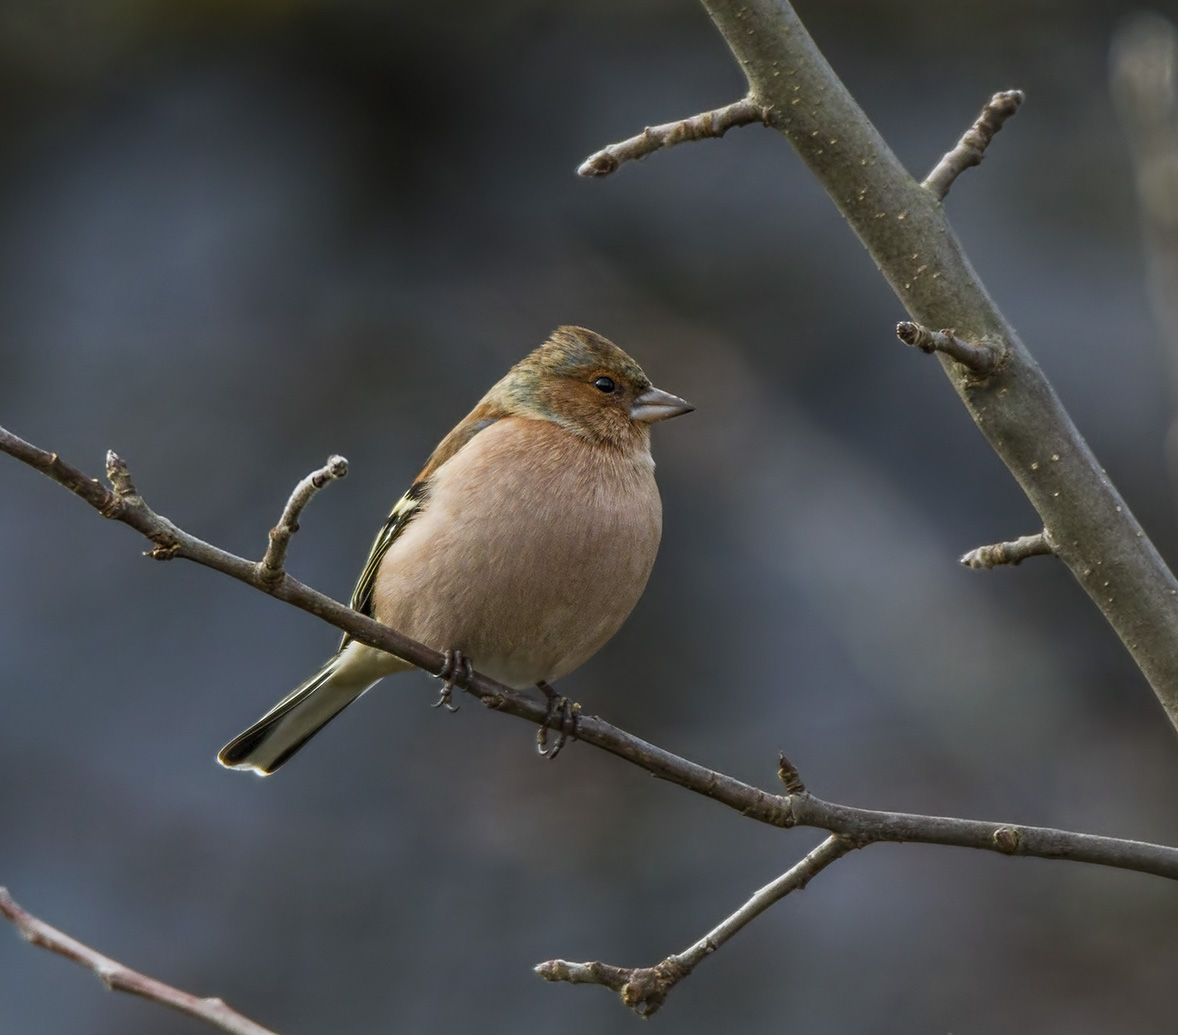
xmin=536 ymin=835 xmax=855 ymax=1016
xmin=698 ymin=0 xmax=1178 ymax=728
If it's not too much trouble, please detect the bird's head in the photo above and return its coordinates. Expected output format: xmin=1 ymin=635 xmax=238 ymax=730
xmin=498 ymin=326 xmax=693 ymax=447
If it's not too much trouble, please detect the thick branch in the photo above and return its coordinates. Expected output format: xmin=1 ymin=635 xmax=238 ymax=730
xmin=961 ymin=532 xmax=1054 ymax=569
xmin=922 ymin=89 xmax=1025 ymax=200
xmin=578 ymin=96 xmax=768 ymax=177
xmin=536 ymin=835 xmax=854 ymax=1016
xmin=0 ymin=888 xmax=279 ymax=1035
xmin=698 ymin=0 xmax=1178 ymax=729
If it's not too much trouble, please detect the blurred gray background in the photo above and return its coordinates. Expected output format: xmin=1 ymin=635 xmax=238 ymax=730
xmin=3 ymin=1 xmax=1178 ymax=1032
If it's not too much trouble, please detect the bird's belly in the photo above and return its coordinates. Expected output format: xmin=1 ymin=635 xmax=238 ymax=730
xmin=372 ymin=446 xmax=661 ymax=688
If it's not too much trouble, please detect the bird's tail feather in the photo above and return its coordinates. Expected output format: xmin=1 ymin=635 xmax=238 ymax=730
xmin=218 ymin=646 xmax=393 ymax=775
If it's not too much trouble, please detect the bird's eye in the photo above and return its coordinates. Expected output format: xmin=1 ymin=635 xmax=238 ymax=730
xmin=593 ymin=376 xmax=616 ymax=393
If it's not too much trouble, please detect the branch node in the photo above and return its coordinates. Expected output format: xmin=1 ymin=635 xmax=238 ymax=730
xmin=993 ymin=826 xmax=1022 ymax=854
xmin=534 ymin=956 xmax=688 ymax=1017
xmin=258 ymin=454 xmax=349 ymax=584
xmin=104 ymin=450 xmax=139 ymax=499
xmin=961 ymin=531 xmax=1054 ymax=570
xmin=922 ymin=89 xmax=1025 ymax=200
xmin=896 ymin=321 xmax=1003 ymax=374
xmin=146 ymin=540 xmax=182 ymax=561
xmin=578 ymin=96 xmax=768 ymax=178
xmin=777 ymin=751 xmax=806 ymax=794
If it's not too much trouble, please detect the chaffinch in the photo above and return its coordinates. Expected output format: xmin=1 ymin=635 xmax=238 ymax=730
xmin=218 ymin=326 xmax=693 ymax=774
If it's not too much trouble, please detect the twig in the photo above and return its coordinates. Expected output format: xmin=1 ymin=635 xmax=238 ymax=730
xmin=699 ymin=0 xmax=1178 ymax=731
xmin=536 ymin=835 xmax=854 ymax=1016
xmin=922 ymin=90 xmax=1025 ymax=200
xmin=777 ymin=751 xmax=806 ymax=794
xmin=0 ymin=887 xmax=279 ymax=1035
xmin=961 ymin=532 xmax=1054 ymax=569
xmin=896 ymin=320 xmax=1003 ymax=373
xmin=577 ymin=96 xmax=768 ymax=177
xmin=258 ymin=454 xmax=348 ymax=583
xmin=3 ymin=426 xmax=1178 ymax=882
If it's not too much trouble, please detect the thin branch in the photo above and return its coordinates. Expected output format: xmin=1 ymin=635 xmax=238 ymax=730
xmin=0 ymin=422 xmax=789 ymax=823
xmin=961 ymin=532 xmax=1054 ymax=569
xmin=922 ymin=89 xmax=1025 ymax=200
xmin=777 ymin=751 xmax=806 ymax=794
xmin=0 ymin=887 xmax=279 ymax=1035
xmin=9 ymin=432 xmax=1178 ymax=1019
xmin=896 ymin=320 xmax=1003 ymax=374
xmin=535 ymin=835 xmax=854 ymax=1016
xmin=258 ymin=454 xmax=348 ymax=583
xmin=789 ymin=793 xmax=1178 ymax=877
xmin=4 ymin=426 xmax=1178 ymax=883
xmin=577 ymin=96 xmax=768 ymax=177
xmin=699 ymin=0 xmax=1178 ymax=731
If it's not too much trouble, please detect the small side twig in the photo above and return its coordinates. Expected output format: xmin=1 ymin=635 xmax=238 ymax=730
xmin=961 ymin=532 xmax=1054 ymax=569
xmin=896 ymin=320 xmax=1003 ymax=374
xmin=922 ymin=89 xmax=1025 ymax=200
xmin=577 ymin=96 xmax=768 ymax=177
xmin=0 ymin=887 xmax=280 ymax=1035
xmin=258 ymin=455 xmax=348 ymax=583
xmin=536 ymin=835 xmax=854 ymax=1016
xmin=777 ymin=751 xmax=806 ymax=794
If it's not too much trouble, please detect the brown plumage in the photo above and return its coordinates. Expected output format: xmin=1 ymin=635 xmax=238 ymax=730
xmin=218 ymin=326 xmax=692 ymax=774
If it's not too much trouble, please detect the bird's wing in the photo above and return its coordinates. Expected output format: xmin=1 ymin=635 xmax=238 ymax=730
xmin=341 ymin=480 xmax=430 ymax=648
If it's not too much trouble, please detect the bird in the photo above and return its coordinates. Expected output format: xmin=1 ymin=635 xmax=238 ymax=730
xmin=218 ymin=325 xmax=693 ymax=774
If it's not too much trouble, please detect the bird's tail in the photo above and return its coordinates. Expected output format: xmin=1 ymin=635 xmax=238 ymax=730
xmin=218 ymin=642 xmax=407 ymax=775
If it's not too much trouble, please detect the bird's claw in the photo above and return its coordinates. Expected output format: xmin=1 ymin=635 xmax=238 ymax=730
xmin=536 ymin=680 xmax=579 ymax=759
xmin=433 ymin=648 xmax=470 ymax=712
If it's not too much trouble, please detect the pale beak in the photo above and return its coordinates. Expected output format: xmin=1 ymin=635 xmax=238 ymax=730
xmin=630 ymin=385 xmax=695 ymax=423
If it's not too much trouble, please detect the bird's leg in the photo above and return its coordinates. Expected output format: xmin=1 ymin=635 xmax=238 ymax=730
xmin=535 ymin=680 xmax=578 ymax=759
xmin=432 ymin=648 xmax=470 ymax=712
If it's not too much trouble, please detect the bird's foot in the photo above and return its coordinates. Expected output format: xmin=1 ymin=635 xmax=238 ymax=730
xmin=536 ymin=680 xmax=579 ymax=759
xmin=432 ymin=648 xmax=470 ymax=712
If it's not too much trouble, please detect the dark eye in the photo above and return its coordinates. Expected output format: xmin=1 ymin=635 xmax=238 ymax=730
xmin=593 ymin=376 xmax=616 ymax=393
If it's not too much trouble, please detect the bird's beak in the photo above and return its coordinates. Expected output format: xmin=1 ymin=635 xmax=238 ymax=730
xmin=630 ymin=385 xmax=695 ymax=423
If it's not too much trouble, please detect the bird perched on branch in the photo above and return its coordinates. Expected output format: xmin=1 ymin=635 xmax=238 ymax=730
xmin=218 ymin=326 xmax=693 ymax=774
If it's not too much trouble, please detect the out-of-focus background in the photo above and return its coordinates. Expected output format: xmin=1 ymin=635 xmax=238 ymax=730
xmin=3 ymin=1 xmax=1178 ymax=1032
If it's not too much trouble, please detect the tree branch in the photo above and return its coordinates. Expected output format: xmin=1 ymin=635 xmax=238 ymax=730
xmin=536 ymin=835 xmax=855 ymax=1016
xmin=258 ymin=453 xmax=348 ymax=583
xmin=696 ymin=0 xmax=1178 ymax=730
xmin=577 ymin=96 xmax=768 ymax=177
xmin=961 ymin=532 xmax=1054 ymax=569
xmin=0 ymin=888 xmax=280 ymax=1035
xmin=922 ymin=89 xmax=1025 ymax=200
xmin=3 ymin=426 xmax=1178 ymax=881
xmin=896 ymin=320 xmax=1003 ymax=374
xmin=7 ymin=427 xmax=1178 ymax=1016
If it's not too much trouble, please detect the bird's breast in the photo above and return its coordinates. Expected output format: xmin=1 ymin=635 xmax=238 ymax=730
xmin=372 ymin=417 xmax=663 ymax=687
